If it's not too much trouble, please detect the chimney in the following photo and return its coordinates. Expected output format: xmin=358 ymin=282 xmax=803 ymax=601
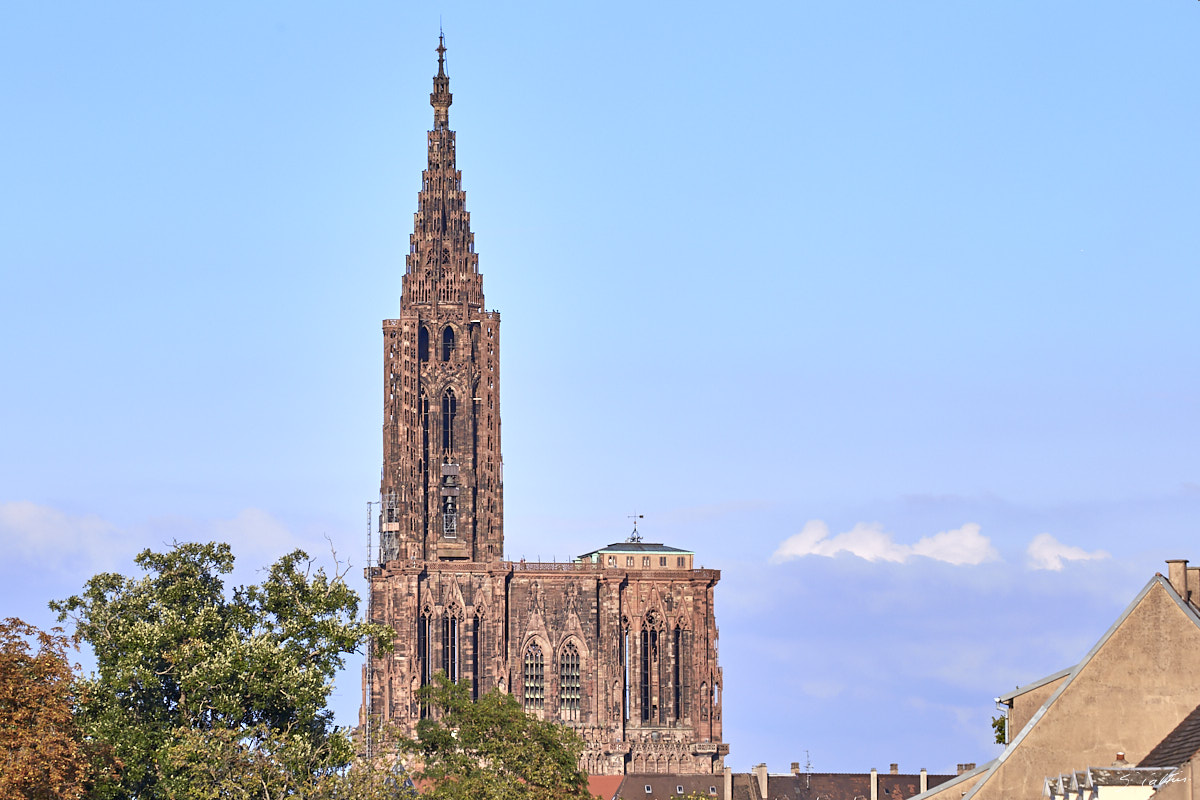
xmin=724 ymin=766 xmax=732 ymax=800
xmin=791 ymin=762 xmax=801 ymax=775
xmin=1166 ymin=559 xmax=1190 ymax=601
xmin=920 ymin=769 xmax=928 ymax=793
xmin=870 ymin=768 xmax=879 ymax=800
xmin=754 ymin=763 xmax=768 ymax=798
xmin=890 ymin=763 xmax=899 ymax=775
xmin=1113 ymin=752 xmax=1129 ymax=767
xmin=957 ymin=763 xmax=976 ymax=775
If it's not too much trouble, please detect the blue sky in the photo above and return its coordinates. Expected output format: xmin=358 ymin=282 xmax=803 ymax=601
xmin=2 ymin=0 xmax=1198 ymax=776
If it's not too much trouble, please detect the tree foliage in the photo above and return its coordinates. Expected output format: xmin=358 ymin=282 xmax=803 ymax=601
xmin=0 ymin=617 xmax=113 ymax=800
xmin=50 ymin=542 xmax=391 ymax=800
xmin=400 ymin=673 xmax=593 ymax=800
xmin=991 ymin=713 xmax=1007 ymax=745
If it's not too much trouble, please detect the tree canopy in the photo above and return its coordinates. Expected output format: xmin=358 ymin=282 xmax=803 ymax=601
xmin=0 ymin=618 xmax=113 ymax=800
xmin=401 ymin=673 xmax=594 ymax=800
xmin=50 ymin=541 xmax=392 ymax=800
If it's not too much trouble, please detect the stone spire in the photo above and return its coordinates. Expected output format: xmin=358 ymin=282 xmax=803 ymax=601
xmin=401 ymin=34 xmax=482 ymax=311
xmin=431 ymin=33 xmax=452 ymax=131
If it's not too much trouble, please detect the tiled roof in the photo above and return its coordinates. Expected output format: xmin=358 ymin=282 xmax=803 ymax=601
xmin=1139 ymin=701 xmax=1200 ymax=767
xmin=615 ymin=774 xmax=723 ymax=800
xmin=589 ymin=774 xmax=626 ymax=800
xmin=733 ymin=772 xmax=956 ymax=800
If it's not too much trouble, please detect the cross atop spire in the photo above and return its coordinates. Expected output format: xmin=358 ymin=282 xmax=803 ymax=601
xmin=431 ymin=33 xmax=452 ymax=130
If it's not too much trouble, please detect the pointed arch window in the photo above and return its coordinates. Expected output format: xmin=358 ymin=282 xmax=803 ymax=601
xmin=523 ymin=642 xmax=544 ymax=711
xmin=419 ymin=392 xmax=430 ymax=470
xmin=559 ymin=643 xmax=581 ymax=721
xmin=441 ymin=389 xmax=456 ymax=450
xmin=443 ymin=612 xmax=460 ymax=683
xmin=418 ymin=326 xmax=430 ymax=362
xmin=441 ymin=326 xmax=455 ymax=361
xmin=472 ymin=612 xmax=484 ymax=700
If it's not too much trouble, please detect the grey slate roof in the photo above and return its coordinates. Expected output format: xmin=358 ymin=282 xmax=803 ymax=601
xmin=578 ymin=542 xmax=694 ymax=559
xmin=1139 ymin=701 xmax=1200 ymax=767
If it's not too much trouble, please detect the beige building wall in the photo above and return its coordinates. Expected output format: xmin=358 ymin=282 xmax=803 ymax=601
xmin=1006 ymin=674 xmax=1067 ymax=736
xmin=967 ymin=579 xmax=1200 ymax=800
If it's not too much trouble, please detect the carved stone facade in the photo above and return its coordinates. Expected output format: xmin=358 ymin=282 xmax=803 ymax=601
xmin=363 ymin=38 xmax=727 ymax=776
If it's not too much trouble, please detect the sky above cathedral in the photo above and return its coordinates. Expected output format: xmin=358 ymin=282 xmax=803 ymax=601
xmin=2 ymin=0 xmax=1198 ymax=777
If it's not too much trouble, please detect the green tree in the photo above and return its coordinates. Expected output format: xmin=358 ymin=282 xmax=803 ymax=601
xmin=50 ymin=542 xmax=391 ymax=800
xmin=991 ymin=713 xmax=1007 ymax=745
xmin=401 ymin=673 xmax=594 ymax=800
xmin=0 ymin=618 xmax=114 ymax=800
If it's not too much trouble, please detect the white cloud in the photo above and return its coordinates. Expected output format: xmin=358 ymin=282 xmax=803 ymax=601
xmin=0 ymin=502 xmax=314 ymax=578
xmin=1026 ymin=533 xmax=1109 ymax=571
xmin=770 ymin=520 xmax=999 ymax=566
xmin=0 ymin=500 xmax=126 ymax=573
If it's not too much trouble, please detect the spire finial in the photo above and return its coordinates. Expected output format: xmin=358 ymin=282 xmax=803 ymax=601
xmin=430 ymin=32 xmax=452 ymax=129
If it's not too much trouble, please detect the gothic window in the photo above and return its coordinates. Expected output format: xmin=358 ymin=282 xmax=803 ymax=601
xmin=419 ymin=392 xmax=430 ymax=469
xmin=442 ymin=495 xmax=457 ymax=537
xmin=418 ymin=326 xmax=429 ymax=362
xmin=441 ymin=326 xmax=455 ymax=361
xmin=559 ymin=643 xmax=581 ymax=721
xmin=640 ymin=628 xmax=651 ymax=722
xmin=621 ymin=625 xmax=630 ymax=721
xmin=442 ymin=389 xmax=456 ymax=450
xmin=673 ymin=626 xmax=683 ymax=721
xmin=523 ymin=642 xmax=544 ymax=711
xmin=443 ymin=612 xmax=459 ymax=683
xmin=418 ymin=610 xmax=432 ymax=718
xmin=472 ymin=613 xmax=483 ymax=700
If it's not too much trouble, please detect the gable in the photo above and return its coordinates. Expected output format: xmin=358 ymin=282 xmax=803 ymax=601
xmin=965 ymin=577 xmax=1200 ymax=800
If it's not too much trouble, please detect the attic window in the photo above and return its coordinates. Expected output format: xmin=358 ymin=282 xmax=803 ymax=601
xmin=642 ymin=556 xmax=651 ymax=568
xmin=678 ymin=557 xmax=686 ymax=567
xmin=626 ymin=556 xmax=635 ymax=567
xmin=677 ymin=786 xmax=684 ymax=794
xmin=709 ymin=788 xmax=717 ymax=796
xmin=608 ymin=555 xmax=616 ymax=566
xmin=645 ymin=787 xmax=652 ymax=794
xmin=660 ymin=556 xmax=667 ymax=567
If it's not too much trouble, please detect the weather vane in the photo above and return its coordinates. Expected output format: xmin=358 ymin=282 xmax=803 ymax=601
xmin=627 ymin=514 xmax=644 ymax=543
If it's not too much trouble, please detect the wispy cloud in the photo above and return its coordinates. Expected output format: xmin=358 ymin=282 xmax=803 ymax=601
xmin=770 ymin=520 xmax=999 ymax=566
xmin=0 ymin=501 xmax=126 ymax=573
xmin=0 ymin=501 xmax=315 ymax=578
xmin=1026 ymin=533 xmax=1109 ymax=571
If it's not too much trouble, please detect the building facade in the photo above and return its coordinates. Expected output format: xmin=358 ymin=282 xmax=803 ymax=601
xmin=362 ymin=38 xmax=727 ymax=776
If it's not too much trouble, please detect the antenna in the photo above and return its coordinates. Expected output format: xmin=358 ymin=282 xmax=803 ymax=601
xmin=364 ymin=499 xmax=379 ymax=759
xmin=627 ymin=513 xmax=644 ymax=543
xmin=806 ymin=750 xmax=812 ymax=789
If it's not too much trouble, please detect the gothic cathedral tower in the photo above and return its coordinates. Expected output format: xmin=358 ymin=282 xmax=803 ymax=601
xmin=365 ymin=39 xmax=726 ymax=776
xmin=379 ymin=35 xmax=503 ymax=565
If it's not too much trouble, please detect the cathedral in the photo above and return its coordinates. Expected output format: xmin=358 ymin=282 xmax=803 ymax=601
xmin=362 ymin=37 xmax=727 ymax=776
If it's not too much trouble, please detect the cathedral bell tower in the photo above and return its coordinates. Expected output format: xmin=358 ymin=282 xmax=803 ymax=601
xmin=379 ymin=35 xmax=503 ymax=564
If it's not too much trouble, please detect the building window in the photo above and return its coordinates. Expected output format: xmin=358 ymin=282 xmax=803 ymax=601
xmin=559 ymin=642 xmax=581 ymax=721
xmin=626 ymin=556 xmax=634 ymax=567
xmin=659 ymin=556 xmax=667 ymax=567
xmin=442 ymin=326 xmax=455 ymax=361
xmin=472 ymin=614 xmax=483 ymax=700
xmin=442 ymin=495 xmax=457 ymax=537
xmin=607 ymin=555 xmax=616 ymax=567
xmin=523 ymin=642 xmax=544 ymax=711
xmin=642 ymin=556 xmax=651 ymax=568
xmin=640 ymin=628 xmax=652 ymax=722
xmin=418 ymin=326 xmax=429 ymax=361
xmin=443 ymin=614 xmax=459 ymax=682
xmin=677 ymin=556 xmax=686 ymax=568
xmin=442 ymin=389 xmax=456 ymax=449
